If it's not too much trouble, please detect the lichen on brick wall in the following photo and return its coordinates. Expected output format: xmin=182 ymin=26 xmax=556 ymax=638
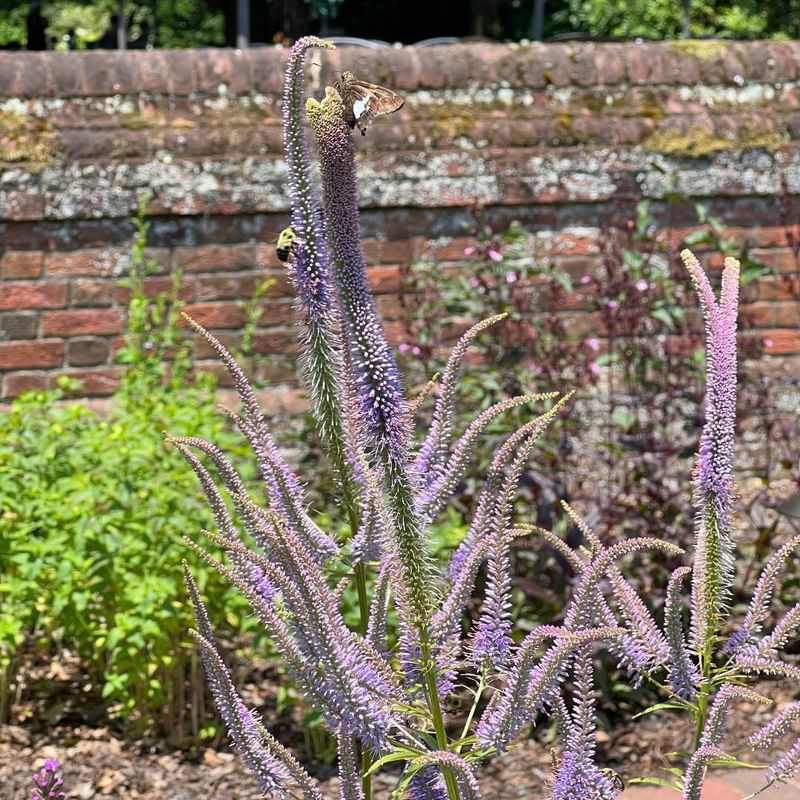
xmin=667 ymin=40 xmax=731 ymax=62
xmin=645 ymin=124 xmax=788 ymax=159
xmin=0 ymin=107 xmax=59 ymax=165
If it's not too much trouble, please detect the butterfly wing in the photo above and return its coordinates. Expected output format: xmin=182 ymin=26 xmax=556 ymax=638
xmin=336 ymin=75 xmax=404 ymax=135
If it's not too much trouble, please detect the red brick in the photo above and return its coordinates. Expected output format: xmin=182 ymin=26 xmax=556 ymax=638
xmin=181 ymin=303 xmax=247 ymax=329
xmin=255 ymin=243 xmax=283 ymax=270
xmin=161 ymin=50 xmax=197 ymax=95
xmin=0 ymin=192 xmax=45 ymax=221
xmin=41 ymin=309 xmax=125 ymax=336
xmin=136 ymin=51 xmax=170 ymax=94
xmin=775 ymin=304 xmax=800 ymax=326
xmin=0 ymin=312 xmax=38 ymax=339
xmin=378 ymin=238 xmax=415 ymax=264
xmin=762 ymin=328 xmax=800 ymax=354
xmin=46 ymin=249 xmax=124 ymax=277
xmin=253 ymin=267 xmax=295 ymax=299
xmin=749 ymin=247 xmax=799 ymax=274
xmin=195 ymin=273 xmax=262 ymax=302
xmin=367 ymin=266 xmax=403 ymax=294
xmin=249 ymin=329 xmax=299 ymax=354
xmin=72 ymin=278 xmax=114 ymax=307
xmin=192 ymin=331 xmax=243 ymax=360
xmin=255 ymin=301 xmax=298 ymax=327
xmin=114 ymin=276 xmax=195 ymax=304
xmin=0 ymin=251 xmax=43 ymax=279
xmin=173 ymin=244 xmax=255 ymax=273
xmin=49 ymin=368 xmax=123 ymax=397
xmin=740 ymin=302 xmax=774 ymax=327
xmin=0 ymin=340 xmax=63 ymax=369
xmin=758 ymin=275 xmax=799 ymax=301
xmin=2 ymin=370 xmax=46 ymax=398
xmin=0 ymin=282 xmax=67 ymax=311
xmin=754 ymin=226 xmax=795 ymax=248
xmin=432 ymin=237 xmax=475 ymax=262
xmin=67 ymin=337 xmax=111 ymax=367
xmin=254 ymin=361 xmax=298 ymax=386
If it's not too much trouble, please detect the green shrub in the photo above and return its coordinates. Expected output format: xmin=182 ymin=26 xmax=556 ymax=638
xmin=0 ymin=196 xmax=259 ymax=739
xmin=0 ymin=381 xmax=256 ymax=737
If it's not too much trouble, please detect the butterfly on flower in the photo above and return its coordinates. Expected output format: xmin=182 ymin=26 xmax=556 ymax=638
xmin=332 ymin=71 xmax=405 ymax=135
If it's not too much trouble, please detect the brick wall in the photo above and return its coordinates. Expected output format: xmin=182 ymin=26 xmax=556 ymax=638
xmin=0 ymin=41 xmax=798 ymax=400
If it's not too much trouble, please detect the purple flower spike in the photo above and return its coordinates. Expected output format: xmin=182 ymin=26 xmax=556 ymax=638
xmin=681 ymin=250 xmax=740 ymax=651
xmin=31 ymin=759 xmax=66 ymax=800
xmin=546 ymin=751 xmax=621 ymax=800
xmin=307 ymin=87 xmax=409 ymax=460
xmin=408 ymin=766 xmax=449 ymax=800
xmin=282 ymin=35 xmax=336 ymax=322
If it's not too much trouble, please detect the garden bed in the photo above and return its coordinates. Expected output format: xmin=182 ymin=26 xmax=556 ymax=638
xmin=3 ymin=679 xmax=797 ymax=799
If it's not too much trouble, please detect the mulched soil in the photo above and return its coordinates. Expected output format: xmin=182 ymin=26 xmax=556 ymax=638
xmin=3 ymin=678 xmax=798 ymax=799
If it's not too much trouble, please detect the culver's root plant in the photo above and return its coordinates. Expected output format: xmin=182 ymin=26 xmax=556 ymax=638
xmin=175 ymin=37 xmax=800 ymax=799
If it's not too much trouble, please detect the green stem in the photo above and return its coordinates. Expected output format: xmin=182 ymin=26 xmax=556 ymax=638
xmin=420 ymin=637 xmax=460 ymax=800
xmin=340 ymin=480 xmax=375 ymax=798
xmin=354 ymin=561 xmax=369 ymax=637
xmin=457 ymin=675 xmax=486 ymax=752
xmin=693 ymin=644 xmax=713 ymax=750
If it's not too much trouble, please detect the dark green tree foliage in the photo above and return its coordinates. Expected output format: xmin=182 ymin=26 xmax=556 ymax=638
xmin=2 ymin=0 xmax=799 ymax=46
xmin=0 ymin=0 xmax=224 ymax=49
xmin=557 ymin=0 xmax=800 ymax=40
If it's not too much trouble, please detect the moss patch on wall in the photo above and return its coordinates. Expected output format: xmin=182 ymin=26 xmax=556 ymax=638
xmin=0 ymin=110 xmax=59 ymax=164
xmin=667 ymin=40 xmax=730 ymax=61
xmin=644 ymin=124 xmax=787 ymax=158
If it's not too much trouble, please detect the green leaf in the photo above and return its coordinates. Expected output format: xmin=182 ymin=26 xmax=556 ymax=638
xmin=365 ymin=749 xmax=422 ymax=775
xmin=632 ymin=701 xmax=690 ymax=719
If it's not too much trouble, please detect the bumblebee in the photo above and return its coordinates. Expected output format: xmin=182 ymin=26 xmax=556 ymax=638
xmin=600 ymin=769 xmax=625 ymax=792
xmin=276 ymin=227 xmax=304 ymax=263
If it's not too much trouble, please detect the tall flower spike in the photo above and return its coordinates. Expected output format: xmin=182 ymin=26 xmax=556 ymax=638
xmin=282 ymin=35 xmax=335 ymax=322
xmin=307 ymin=86 xmax=409 ymax=460
xmin=282 ymin=36 xmax=363 ymax=510
xmin=681 ymin=250 xmax=740 ymax=651
xmin=307 ymin=85 xmax=436 ymax=637
xmin=546 ymin=649 xmax=621 ymax=800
